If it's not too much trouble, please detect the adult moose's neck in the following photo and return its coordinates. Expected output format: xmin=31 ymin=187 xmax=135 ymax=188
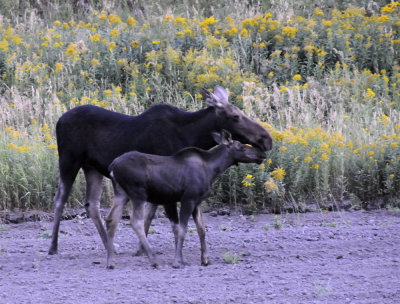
xmin=205 ymin=145 xmax=236 ymax=183
xmin=184 ymin=107 xmax=220 ymax=149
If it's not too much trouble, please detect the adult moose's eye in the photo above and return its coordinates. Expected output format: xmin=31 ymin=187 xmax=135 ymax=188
xmin=232 ymin=115 xmax=240 ymax=122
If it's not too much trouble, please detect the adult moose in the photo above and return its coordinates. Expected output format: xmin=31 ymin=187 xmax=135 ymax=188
xmin=105 ymin=130 xmax=266 ymax=269
xmin=48 ymin=86 xmax=272 ymax=255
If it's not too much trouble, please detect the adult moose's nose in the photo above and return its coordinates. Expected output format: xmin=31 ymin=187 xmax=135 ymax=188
xmin=257 ymin=134 xmax=273 ymax=152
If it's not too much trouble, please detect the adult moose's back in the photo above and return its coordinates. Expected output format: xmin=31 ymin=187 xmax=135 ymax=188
xmin=48 ymin=86 xmax=273 ymax=255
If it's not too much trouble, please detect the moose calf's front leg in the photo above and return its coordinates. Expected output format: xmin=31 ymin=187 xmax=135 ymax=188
xmin=193 ymin=205 xmax=209 ymax=266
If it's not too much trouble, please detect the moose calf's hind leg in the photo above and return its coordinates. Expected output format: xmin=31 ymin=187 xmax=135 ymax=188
xmin=130 ymin=201 xmax=161 ymax=268
xmin=132 ymin=202 xmax=157 ymax=256
xmin=172 ymin=201 xmax=195 ymax=268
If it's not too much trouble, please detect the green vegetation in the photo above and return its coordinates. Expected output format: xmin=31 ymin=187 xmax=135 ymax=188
xmin=0 ymin=1 xmax=399 ymax=211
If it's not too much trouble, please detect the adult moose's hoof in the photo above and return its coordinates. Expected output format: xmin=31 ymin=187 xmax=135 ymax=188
xmin=106 ymin=264 xmax=115 ymax=270
xmin=150 ymin=259 xmax=163 ymax=269
xmin=48 ymin=247 xmax=58 ymax=255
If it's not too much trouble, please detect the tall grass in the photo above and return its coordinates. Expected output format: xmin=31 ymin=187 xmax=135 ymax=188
xmin=0 ymin=0 xmax=399 ymax=211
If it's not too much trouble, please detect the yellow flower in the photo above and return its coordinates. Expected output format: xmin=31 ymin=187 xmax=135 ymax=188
xmin=240 ymin=28 xmax=249 ymax=37
xmin=279 ymin=146 xmax=287 ymax=152
xmin=321 ymin=153 xmax=329 ymax=162
xmin=48 ymin=143 xmax=57 ymax=149
xmin=91 ymin=58 xmax=100 ymax=67
xmin=66 ymin=43 xmax=78 ymax=56
xmin=108 ymin=42 xmax=117 ymax=51
xmin=108 ymin=14 xmax=122 ymax=23
xmin=242 ymin=174 xmax=255 ymax=187
xmin=304 ymin=155 xmax=312 ymax=163
xmin=282 ymin=26 xmax=298 ymax=38
xmin=313 ymin=8 xmax=324 ymax=16
xmin=131 ymin=40 xmax=139 ymax=48
xmin=110 ymin=28 xmax=119 ymax=37
xmin=271 ymin=168 xmax=285 ymax=181
xmin=90 ymin=33 xmax=101 ymax=42
xmin=264 ymin=178 xmax=278 ymax=192
xmin=55 ymin=62 xmax=62 ymax=72
xmin=365 ymin=88 xmax=375 ymax=99
xmin=104 ymin=90 xmax=113 ymax=96
xmin=378 ymin=15 xmax=390 ymax=23
xmin=293 ymin=74 xmax=301 ymax=81
xmin=127 ymin=17 xmax=136 ymax=26
xmin=8 ymin=143 xmax=18 ymax=151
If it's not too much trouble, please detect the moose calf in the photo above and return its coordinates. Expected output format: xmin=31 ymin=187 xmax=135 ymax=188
xmin=106 ymin=130 xmax=266 ymax=269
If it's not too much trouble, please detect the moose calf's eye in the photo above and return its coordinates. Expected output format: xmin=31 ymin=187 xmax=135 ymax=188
xmin=232 ymin=115 xmax=240 ymax=122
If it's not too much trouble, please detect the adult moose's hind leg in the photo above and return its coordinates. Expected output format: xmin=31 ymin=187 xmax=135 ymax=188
xmin=83 ymin=168 xmax=108 ymax=250
xmin=105 ymin=182 xmax=129 ymax=269
xmin=49 ymin=157 xmax=80 ymax=255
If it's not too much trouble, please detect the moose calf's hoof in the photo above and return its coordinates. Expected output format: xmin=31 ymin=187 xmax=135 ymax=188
xmin=201 ymin=260 xmax=210 ymax=266
xmin=106 ymin=265 xmax=115 ymax=270
xmin=132 ymin=246 xmax=145 ymax=257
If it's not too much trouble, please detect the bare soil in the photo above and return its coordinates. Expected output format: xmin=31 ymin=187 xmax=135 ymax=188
xmin=1 ymin=210 xmax=399 ymax=304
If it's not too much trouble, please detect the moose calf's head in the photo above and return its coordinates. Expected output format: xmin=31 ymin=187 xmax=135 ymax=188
xmin=201 ymin=86 xmax=273 ymax=152
xmin=213 ymin=130 xmax=266 ymax=165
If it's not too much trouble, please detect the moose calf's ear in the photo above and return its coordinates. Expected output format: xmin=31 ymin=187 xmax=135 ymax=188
xmin=211 ymin=132 xmax=222 ymax=144
xmin=221 ymin=129 xmax=232 ymax=143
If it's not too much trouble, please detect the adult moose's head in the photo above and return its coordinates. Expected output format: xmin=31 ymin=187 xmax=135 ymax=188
xmin=200 ymin=86 xmax=273 ymax=152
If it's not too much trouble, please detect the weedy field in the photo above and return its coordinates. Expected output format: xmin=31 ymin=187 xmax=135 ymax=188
xmin=0 ymin=0 xmax=399 ymax=212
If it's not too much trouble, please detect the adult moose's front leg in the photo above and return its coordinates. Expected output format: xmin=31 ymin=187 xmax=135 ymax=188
xmin=129 ymin=201 xmax=161 ymax=268
xmin=192 ymin=205 xmax=209 ymax=266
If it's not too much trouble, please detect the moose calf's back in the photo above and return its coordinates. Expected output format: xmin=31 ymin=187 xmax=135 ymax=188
xmin=109 ymin=149 xmax=211 ymax=205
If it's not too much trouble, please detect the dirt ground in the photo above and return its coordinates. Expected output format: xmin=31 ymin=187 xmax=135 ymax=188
xmin=0 ymin=209 xmax=399 ymax=304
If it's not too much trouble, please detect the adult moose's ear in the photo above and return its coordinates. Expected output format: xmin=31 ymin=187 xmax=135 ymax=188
xmin=213 ymin=85 xmax=229 ymax=103
xmin=200 ymin=87 xmax=225 ymax=108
